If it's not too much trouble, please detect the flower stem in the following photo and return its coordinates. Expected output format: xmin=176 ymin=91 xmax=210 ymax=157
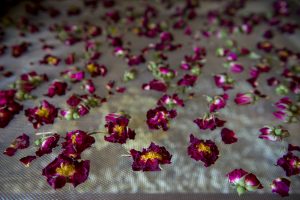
xmin=35 ymin=131 xmax=55 ymax=136
xmin=88 ymin=130 xmax=107 ymax=135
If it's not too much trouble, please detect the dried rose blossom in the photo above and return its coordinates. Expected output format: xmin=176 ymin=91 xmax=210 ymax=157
xmin=45 ymin=81 xmax=67 ymax=97
xmin=257 ymin=41 xmax=273 ymax=52
xmin=157 ymin=94 xmax=184 ymax=109
xmin=61 ymin=130 xmax=95 ymax=159
xmin=276 ymin=48 xmax=292 ymax=62
xmin=221 ymin=128 xmax=238 ymax=144
xmin=229 ymin=63 xmax=244 ymax=73
xmin=273 ymin=97 xmax=300 ymax=123
xmin=25 ymin=100 xmax=58 ymax=129
xmin=187 ymin=134 xmax=219 ymax=167
xmin=20 ymin=155 xmax=36 ymax=167
xmin=85 ymin=62 xmax=107 ymax=77
xmin=42 ymin=154 xmax=90 ymax=189
xmin=142 ymin=79 xmax=168 ymax=92
xmin=234 ymin=92 xmax=257 ymax=105
xmin=177 ymin=74 xmax=198 ymax=87
xmin=126 ymin=54 xmax=145 ymax=66
xmin=40 ymin=54 xmax=61 ymax=66
xmin=104 ymin=113 xmax=135 ymax=144
xmin=146 ymin=106 xmax=177 ymax=131
xmin=271 ymin=178 xmax=290 ymax=197
xmin=11 ymin=71 xmax=48 ymax=100
xmin=64 ymin=53 xmax=76 ymax=65
xmin=259 ymin=126 xmax=289 ymax=141
xmin=130 ymin=142 xmax=172 ymax=171
xmin=61 ymin=67 xmax=85 ymax=82
xmin=227 ymin=169 xmax=263 ymax=195
xmin=11 ymin=42 xmax=30 ymax=57
xmin=3 ymin=134 xmax=30 ymax=156
xmin=214 ymin=73 xmax=234 ymax=91
xmin=277 ymin=152 xmax=300 ymax=176
xmin=148 ymin=62 xmax=177 ymax=81
xmin=206 ymin=93 xmax=228 ymax=112
xmin=82 ymin=79 xmax=96 ymax=94
xmin=35 ymin=134 xmax=60 ymax=157
xmin=194 ymin=113 xmax=226 ymax=131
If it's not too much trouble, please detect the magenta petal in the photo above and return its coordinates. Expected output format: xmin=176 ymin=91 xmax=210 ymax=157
xmin=221 ymin=128 xmax=238 ymax=144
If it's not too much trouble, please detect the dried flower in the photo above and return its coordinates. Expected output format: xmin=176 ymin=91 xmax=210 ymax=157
xmin=277 ymin=152 xmax=300 ymax=176
xmin=187 ymin=134 xmax=219 ymax=167
xmin=25 ymin=100 xmax=58 ymax=129
xmin=104 ymin=113 xmax=135 ymax=144
xmin=42 ymin=155 xmax=90 ymax=189
xmin=259 ymin=126 xmax=289 ymax=141
xmin=194 ymin=113 xmax=226 ymax=130
xmin=271 ymin=178 xmax=290 ymax=197
xmin=130 ymin=142 xmax=172 ymax=171
xmin=146 ymin=106 xmax=177 ymax=131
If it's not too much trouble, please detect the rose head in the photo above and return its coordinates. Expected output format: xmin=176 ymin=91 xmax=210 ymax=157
xmin=207 ymin=93 xmax=228 ymax=112
xmin=157 ymin=94 xmax=184 ymax=108
xmin=271 ymin=178 xmax=290 ymax=197
xmin=277 ymin=152 xmax=300 ymax=176
xmin=62 ymin=130 xmax=95 ymax=159
xmin=25 ymin=100 xmax=58 ymax=129
xmin=259 ymin=126 xmax=289 ymax=141
xmin=36 ymin=134 xmax=60 ymax=157
xmin=130 ymin=142 xmax=172 ymax=171
xmin=146 ymin=106 xmax=177 ymax=131
xmin=214 ymin=73 xmax=234 ymax=91
xmin=194 ymin=113 xmax=226 ymax=130
xmin=187 ymin=134 xmax=219 ymax=167
xmin=104 ymin=113 xmax=135 ymax=144
xmin=234 ymin=92 xmax=257 ymax=105
xmin=142 ymin=79 xmax=168 ymax=92
xmin=85 ymin=62 xmax=107 ymax=77
xmin=45 ymin=81 xmax=67 ymax=97
xmin=177 ymin=74 xmax=198 ymax=87
xmin=42 ymin=155 xmax=90 ymax=189
xmin=273 ymin=97 xmax=300 ymax=123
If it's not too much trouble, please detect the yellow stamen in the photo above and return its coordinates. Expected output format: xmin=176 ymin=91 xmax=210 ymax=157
xmin=56 ymin=163 xmax=76 ymax=177
xmin=113 ymin=125 xmax=125 ymax=136
xmin=141 ymin=151 xmax=162 ymax=161
xmin=87 ymin=64 xmax=97 ymax=73
xmin=71 ymin=134 xmax=77 ymax=144
xmin=47 ymin=57 xmax=58 ymax=65
xmin=197 ymin=143 xmax=211 ymax=154
xmin=278 ymin=51 xmax=288 ymax=57
xmin=36 ymin=107 xmax=50 ymax=118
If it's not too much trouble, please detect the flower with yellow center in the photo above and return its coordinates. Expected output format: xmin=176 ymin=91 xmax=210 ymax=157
xmin=56 ymin=163 xmax=76 ymax=177
xmin=47 ymin=57 xmax=58 ymax=65
xmin=197 ymin=143 xmax=211 ymax=154
xmin=36 ymin=107 xmax=50 ymax=118
xmin=87 ymin=64 xmax=97 ymax=73
xmin=141 ymin=151 xmax=162 ymax=162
